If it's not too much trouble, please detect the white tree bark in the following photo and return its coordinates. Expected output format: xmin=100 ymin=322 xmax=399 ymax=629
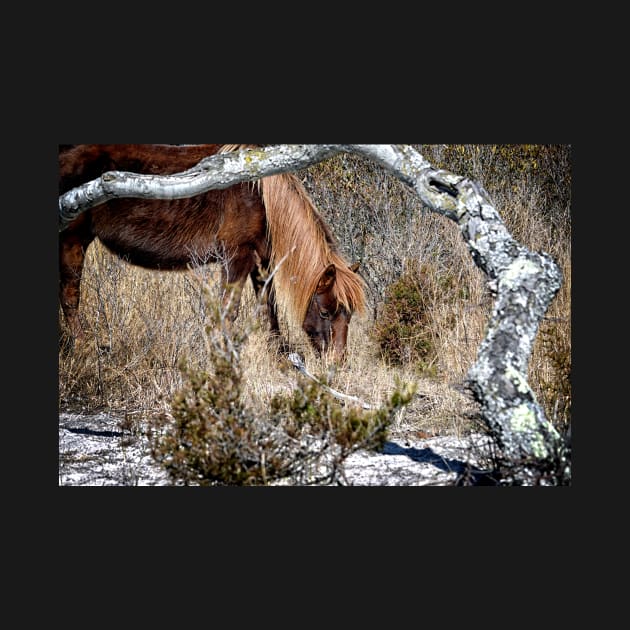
xmin=59 ymin=145 xmax=342 ymax=231
xmin=59 ymin=144 xmax=570 ymax=484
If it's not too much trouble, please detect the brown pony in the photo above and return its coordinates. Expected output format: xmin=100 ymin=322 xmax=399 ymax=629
xmin=59 ymin=144 xmax=366 ymax=361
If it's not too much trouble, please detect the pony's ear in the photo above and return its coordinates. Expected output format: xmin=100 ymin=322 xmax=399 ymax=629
xmin=349 ymin=261 xmax=360 ymax=273
xmin=316 ymin=264 xmax=336 ymax=293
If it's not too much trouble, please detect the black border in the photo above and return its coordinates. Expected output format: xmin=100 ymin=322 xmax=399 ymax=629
xmin=43 ymin=78 xmax=582 ymax=565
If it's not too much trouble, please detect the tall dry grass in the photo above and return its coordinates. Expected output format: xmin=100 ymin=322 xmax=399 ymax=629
xmin=419 ymin=145 xmax=571 ymax=432
xmin=58 ymin=144 xmax=570 ymax=439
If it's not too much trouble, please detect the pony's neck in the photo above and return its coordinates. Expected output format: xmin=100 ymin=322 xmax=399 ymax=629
xmin=261 ymin=172 xmax=345 ymax=323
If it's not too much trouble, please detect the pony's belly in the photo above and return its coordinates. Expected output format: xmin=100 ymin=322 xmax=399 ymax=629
xmin=91 ymin=202 xmax=223 ymax=270
xmin=96 ymin=234 xmax=221 ymax=270
xmin=94 ymin=215 xmax=221 ymax=269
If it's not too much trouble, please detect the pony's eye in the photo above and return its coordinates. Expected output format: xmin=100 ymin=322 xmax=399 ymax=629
xmin=319 ymin=309 xmax=330 ymax=319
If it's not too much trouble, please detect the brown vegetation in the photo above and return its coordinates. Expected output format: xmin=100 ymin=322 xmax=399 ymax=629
xmin=58 ymin=145 xmax=571 ymax=459
xmin=146 ymin=283 xmax=414 ymax=486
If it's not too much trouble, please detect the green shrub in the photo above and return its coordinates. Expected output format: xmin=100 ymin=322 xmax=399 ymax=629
xmin=372 ymin=262 xmax=455 ymax=373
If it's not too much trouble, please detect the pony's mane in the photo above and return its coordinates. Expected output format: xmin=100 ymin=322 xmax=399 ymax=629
xmin=218 ymin=144 xmax=261 ymax=194
xmin=218 ymin=144 xmax=366 ymax=326
xmin=219 ymin=144 xmax=249 ymax=154
xmin=263 ymin=172 xmax=366 ymax=325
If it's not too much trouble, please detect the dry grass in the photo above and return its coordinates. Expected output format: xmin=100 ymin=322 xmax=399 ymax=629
xmin=58 ymin=239 xmax=479 ymax=438
xmin=58 ymin=144 xmax=570 ymax=440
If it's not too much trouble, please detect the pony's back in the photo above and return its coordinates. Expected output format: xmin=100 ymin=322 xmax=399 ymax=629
xmin=59 ymin=144 xmax=224 ymax=194
xmin=59 ymin=144 xmax=365 ymax=360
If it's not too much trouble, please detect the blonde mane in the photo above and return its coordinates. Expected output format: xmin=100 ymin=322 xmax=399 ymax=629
xmin=262 ymin=172 xmax=366 ymax=326
xmin=218 ymin=144 xmax=366 ymax=327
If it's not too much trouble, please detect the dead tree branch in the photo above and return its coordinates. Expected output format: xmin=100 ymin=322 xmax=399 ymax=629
xmin=288 ymin=352 xmax=373 ymax=410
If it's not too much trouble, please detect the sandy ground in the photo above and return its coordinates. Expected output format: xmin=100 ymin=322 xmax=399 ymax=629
xmin=59 ymin=411 xmax=494 ymax=487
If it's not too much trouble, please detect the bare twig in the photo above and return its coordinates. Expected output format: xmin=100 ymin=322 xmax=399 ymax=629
xmin=287 ymin=352 xmax=373 ymax=410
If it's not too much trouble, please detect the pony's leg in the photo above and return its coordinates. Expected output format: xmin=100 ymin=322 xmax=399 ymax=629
xmin=249 ymin=266 xmax=280 ymax=337
xmin=59 ymin=231 xmax=91 ymax=340
xmin=220 ymin=257 xmax=251 ymax=322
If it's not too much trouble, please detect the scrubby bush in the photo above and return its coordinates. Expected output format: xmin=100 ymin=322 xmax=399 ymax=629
xmin=371 ymin=261 xmax=458 ymax=373
xmin=148 ymin=285 xmax=415 ymax=486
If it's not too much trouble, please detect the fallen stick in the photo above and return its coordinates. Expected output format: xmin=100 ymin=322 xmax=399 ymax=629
xmin=288 ymin=353 xmax=373 ymax=410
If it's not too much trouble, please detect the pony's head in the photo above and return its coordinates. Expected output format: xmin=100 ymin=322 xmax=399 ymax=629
xmin=258 ymin=170 xmax=367 ymax=363
xmin=302 ymin=262 xmax=363 ymax=362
